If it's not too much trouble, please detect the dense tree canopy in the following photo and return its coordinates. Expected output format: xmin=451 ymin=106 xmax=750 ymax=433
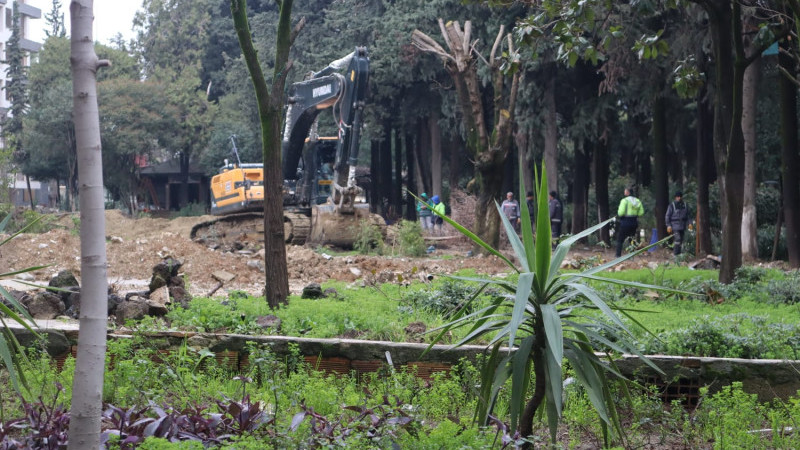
xmin=9 ymin=0 xmax=800 ymax=273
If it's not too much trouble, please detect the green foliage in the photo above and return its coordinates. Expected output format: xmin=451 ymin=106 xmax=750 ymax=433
xmin=764 ymin=272 xmax=800 ymax=305
xmin=0 ymin=214 xmax=47 ymax=392
xmin=353 ymin=219 xmax=384 ymax=255
xmin=173 ymin=202 xmax=207 ymax=217
xmin=399 ymin=279 xmax=485 ymax=317
xmin=642 ymin=313 xmax=800 ymax=359
xmin=395 ymin=220 xmax=426 ymax=257
xmin=428 ymin=163 xmax=680 ymax=445
xmin=757 ymin=225 xmax=787 ymax=260
xmin=695 ymin=383 xmax=766 ymax=449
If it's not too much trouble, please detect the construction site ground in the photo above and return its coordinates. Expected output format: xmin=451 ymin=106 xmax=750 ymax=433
xmin=1 ymin=210 xmax=683 ymax=299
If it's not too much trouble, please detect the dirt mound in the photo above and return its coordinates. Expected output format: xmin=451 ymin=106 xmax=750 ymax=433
xmin=2 ymin=210 xmax=679 ymax=299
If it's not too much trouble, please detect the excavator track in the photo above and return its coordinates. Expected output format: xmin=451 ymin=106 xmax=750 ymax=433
xmin=190 ymin=211 xmax=313 ymax=249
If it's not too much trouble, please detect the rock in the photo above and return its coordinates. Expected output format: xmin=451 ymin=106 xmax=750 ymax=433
xmin=24 ymin=292 xmax=65 ymax=320
xmin=150 ymin=286 xmax=171 ymax=307
xmin=115 ymin=297 xmax=149 ymax=324
xmin=48 ymin=270 xmax=79 ymax=292
xmin=647 ymin=262 xmax=660 ymax=270
xmin=255 ymin=315 xmax=282 ymax=332
xmin=65 ymin=290 xmax=81 ymax=318
xmin=323 ymin=287 xmax=339 ymax=299
xmin=212 ymin=270 xmax=236 ymax=283
xmin=146 ymin=300 xmax=169 ymax=317
xmin=322 ymin=253 xmax=333 ymax=260
xmin=107 ymin=293 xmax=122 ymax=316
xmin=349 ymin=267 xmax=362 ymax=277
xmin=168 ymin=286 xmax=192 ymax=308
xmin=404 ymin=321 xmax=427 ymax=342
xmin=247 ymin=260 xmax=264 ymax=271
xmin=169 ymin=276 xmax=185 ymax=288
xmin=109 ymin=236 xmax=124 ymax=244
xmin=38 ymin=243 xmax=48 ymax=249
xmin=301 ymin=283 xmax=325 ymax=299
xmin=149 ymin=275 xmax=167 ymax=292
xmin=12 ymin=328 xmax=70 ymax=357
xmin=150 ymin=258 xmax=183 ymax=291
xmin=16 ymin=273 xmax=35 ymax=282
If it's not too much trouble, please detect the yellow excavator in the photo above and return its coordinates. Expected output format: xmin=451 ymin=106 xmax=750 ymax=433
xmin=191 ymin=47 xmax=383 ymax=248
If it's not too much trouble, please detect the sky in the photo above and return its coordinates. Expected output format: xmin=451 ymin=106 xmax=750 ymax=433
xmin=29 ymin=0 xmax=141 ymax=46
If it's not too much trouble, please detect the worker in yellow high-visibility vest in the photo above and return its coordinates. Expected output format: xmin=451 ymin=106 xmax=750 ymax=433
xmin=615 ymin=187 xmax=644 ymax=257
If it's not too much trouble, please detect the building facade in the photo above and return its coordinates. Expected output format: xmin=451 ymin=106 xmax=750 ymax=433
xmin=0 ymin=0 xmax=41 ymax=207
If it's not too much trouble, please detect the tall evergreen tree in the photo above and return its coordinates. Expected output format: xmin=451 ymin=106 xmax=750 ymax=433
xmin=2 ymin=4 xmax=31 ymax=207
xmin=45 ymin=0 xmax=67 ymax=38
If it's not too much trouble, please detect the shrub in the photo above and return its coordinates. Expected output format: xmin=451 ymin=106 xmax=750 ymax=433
xmin=399 ymin=279 xmax=483 ymax=317
xmin=757 ymin=225 xmax=787 ymax=260
xmin=395 ymin=220 xmax=425 ymax=257
xmin=173 ymin=202 xmax=207 ymax=217
xmin=353 ymin=219 xmax=384 ymax=255
xmin=764 ymin=273 xmax=800 ymax=305
xmin=643 ymin=313 xmax=800 ymax=359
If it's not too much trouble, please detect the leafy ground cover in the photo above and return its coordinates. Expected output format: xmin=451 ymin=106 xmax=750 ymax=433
xmin=1 ymin=342 xmax=799 ymax=448
xmin=141 ymin=265 xmax=800 ymax=360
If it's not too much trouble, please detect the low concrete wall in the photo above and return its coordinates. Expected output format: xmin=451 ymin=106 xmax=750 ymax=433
xmin=9 ymin=324 xmax=800 ymax=402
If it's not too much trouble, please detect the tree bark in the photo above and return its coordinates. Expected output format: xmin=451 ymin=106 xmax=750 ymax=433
xmin=411 ymin=21 xmax=519 ymax=249
xmin=231 ymin=0 xmax=292 ymax=307
xmin=543 ymin=69 xmax=558 ymax=195
xmin=696 ymin=96 xmax=714 ymax=256
xmin=370 ymin=139 xmax=380 ymax=214
xmin=405 ymin=132 xmax=417 ymax=221
xmin=393 ymin=128 xmax=403 ymax=219
xmin=779 ymin=43 xmax=800 ymax=267
xmin=414 ymin=117 xmax=431 ymax=195
xmin=594 ymin=127 xmax=610 ymax=244
xmin=68 ymin=1 xmax=109 ymax=447
xmin=429 ymin=112 xmax=442 ymax=197
xmin=653 ymin=96 xmax=668 ymax=240
xmin=741 ymin=55 xmax=759 ymax=260
xmin=571 ymin=140 xmax=588 ymax=235
xmin=449 ymin=135 xmax=463 ymax=191
xmin=703 ymin=0 xmax=745 ymax=283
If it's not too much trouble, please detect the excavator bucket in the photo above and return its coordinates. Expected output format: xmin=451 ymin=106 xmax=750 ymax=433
xmin=309 ymin=204 xmax=385 ymax=248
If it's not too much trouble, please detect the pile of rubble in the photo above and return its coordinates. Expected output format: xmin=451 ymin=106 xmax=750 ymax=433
xmin=3 ymin=257 xmax=194 ymax=324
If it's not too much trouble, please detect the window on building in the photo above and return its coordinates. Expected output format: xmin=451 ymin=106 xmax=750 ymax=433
xmin=0 ymin=7 xmax=4 ymax=32
xmin=5 ymin=8 xmax=11 ymax=29
xmin=0 ymin=43 xmax=4 ymax=61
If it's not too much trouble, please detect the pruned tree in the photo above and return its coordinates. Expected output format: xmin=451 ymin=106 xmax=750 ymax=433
xmin=230 ymin=0 xmax=304 ymax=308
xmin=67 ymin=0 xmax=110 ymax=447
xmin=412 ymin=19 xmax=520 ymax=248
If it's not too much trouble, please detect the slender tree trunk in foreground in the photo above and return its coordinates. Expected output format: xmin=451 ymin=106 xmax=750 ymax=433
xmin=68 ymin=1 xmax=110 ymax=447
xmin=231 ymin=0 xmax=295 ymax=307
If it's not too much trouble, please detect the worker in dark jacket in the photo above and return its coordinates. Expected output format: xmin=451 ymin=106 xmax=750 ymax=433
xmin=665 ymin=191 xmax=690 ymax=256
xmin=548 ymin=191 xmax=563 ymax=242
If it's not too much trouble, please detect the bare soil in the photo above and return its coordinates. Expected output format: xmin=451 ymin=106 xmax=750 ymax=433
xmin=0 ymin=210 xmax=679 ymax=298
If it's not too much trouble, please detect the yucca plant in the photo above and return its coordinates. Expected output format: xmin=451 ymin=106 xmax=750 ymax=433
xmin=0 ymin=212 xmax=46 ymax=391
xmin=425 ymin=165 xmax=685 ymax=447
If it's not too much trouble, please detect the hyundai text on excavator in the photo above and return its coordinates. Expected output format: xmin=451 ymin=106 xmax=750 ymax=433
xmin=191 ymin=47 xmax=384 ymax=248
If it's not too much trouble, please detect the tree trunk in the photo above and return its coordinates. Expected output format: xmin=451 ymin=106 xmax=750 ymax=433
xmin=370 ymin=140 xmax=380 ymax=214
xmin=393 ymin=128 xmax=403 ymax=219
xmin=25 ymin=175 xmax=34 ymax=208
xmin=517 ymin=130 xmax=533 ymax=196
xmin=543 ymin=71 xmax=558 ymax=195
xmin=429 ymin=113 xmax=442 ymax=197
xmin=405 ymin=132 xmax=416 ymax=221
xmin=653 ymin=96 xmax=668 ymax=240
xmin=741 ymin=55 xmax=759 ymax=260
xmin=696 ymin=96 xmax=714 ymax=256
xmin=571 ymin=140 xmax=588 ymax=235
xmin=779 ymin=43 xmax=800 ymax=266
xmin=705 ymin=0 xmax=746 ymax=283
xmin=449 ymin=135 xmax=463 ymax=191
xmin=179 ymin=151 xmax=190 ymax=209
xmin=594 ymin=129 xmax=610 ymax=244
xmin=381 ymin=135 xmax=393 ymax=216
xmin=414 ymin=117 xmax=431 ymax=195
xmin=231 ymin=0 xmax=293 ymax=307
xmin=68 ymin=1 xmax=109 ymax=447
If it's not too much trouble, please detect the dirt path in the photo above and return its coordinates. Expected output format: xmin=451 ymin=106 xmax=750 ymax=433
xmin=0 ymin=210 xmax=677 ymax=298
